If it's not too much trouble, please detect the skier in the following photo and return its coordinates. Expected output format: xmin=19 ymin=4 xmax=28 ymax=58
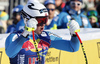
xmin=5 ymin=0 xmax=80 ymax=64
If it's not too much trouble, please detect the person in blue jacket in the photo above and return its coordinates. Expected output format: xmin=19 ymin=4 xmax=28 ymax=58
xmin=5 ymin=0 xmax=80 ymax=64
xmin=44 ymin=0 xmax=58 ymax=30
xmin=6 ymin=5 xmax=25 ymax=33
xmin=52 ymin=0 xmax=92 ymax=29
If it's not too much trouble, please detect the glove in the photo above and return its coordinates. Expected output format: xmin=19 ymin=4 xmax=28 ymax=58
xmin=67 ymin=20 xmax=80 ymax=35
xmin=22 ymin=18 xmax=38 ymax=38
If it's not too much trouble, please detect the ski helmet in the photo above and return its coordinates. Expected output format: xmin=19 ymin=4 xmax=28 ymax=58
xmin=70 ymin=0 xmax=83 ymax=3
xmin=21 ymin=0 xmax=48 ymax=19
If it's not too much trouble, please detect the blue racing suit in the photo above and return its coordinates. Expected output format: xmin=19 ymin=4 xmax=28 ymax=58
xmin=5 ymin=31 xmax=80 ymax=64
xmin=6 ymin=16 xmax=25 ymax=33
xmin=52 ymin=6 xmax=92 ymax=29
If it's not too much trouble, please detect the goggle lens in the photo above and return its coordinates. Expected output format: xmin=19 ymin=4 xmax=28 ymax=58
xmin=87 ymin=10 xmax=97 ymax=17
xmin=47 ymin=8 xmax=55 ymax=11
xmin=36 ymin=17 xmax=48 ymax=26
xmin=70 ymin=2 xmax=82 ymax=6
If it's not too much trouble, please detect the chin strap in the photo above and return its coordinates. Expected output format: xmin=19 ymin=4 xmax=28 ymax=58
xmin=25 ymin=26 xmax=35 ymax=32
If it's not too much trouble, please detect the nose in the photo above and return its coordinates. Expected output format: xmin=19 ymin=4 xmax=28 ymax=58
xmin=40 ymin=24 xmax=46 ymax=27
xmin=42 ymin=24 xmax=46 ymax=26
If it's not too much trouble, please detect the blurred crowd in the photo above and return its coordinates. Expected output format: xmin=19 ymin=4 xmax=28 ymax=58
xmin=0 ymin=0 xmax=100 ymax=34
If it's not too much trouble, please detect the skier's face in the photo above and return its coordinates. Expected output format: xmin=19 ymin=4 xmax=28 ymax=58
xmin=70 ymin=1 xmax=82 ymax=11
xmin=36 ymin=17 xmax=48 ymax=26
xmin=35 ymin=24 xmax=45 ymax=35
xmin=35 ymin=17 xmax=48 ymax=35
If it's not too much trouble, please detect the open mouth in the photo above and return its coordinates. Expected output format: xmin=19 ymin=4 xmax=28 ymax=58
xmin=41 ymin=27 xmax=44 ymax=31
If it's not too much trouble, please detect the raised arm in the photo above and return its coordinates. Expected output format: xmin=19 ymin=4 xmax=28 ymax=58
xmin=50 ymin=19 xmax=80 ymax=52
xmin=5 ymin=18 xmax=38 ymax=58
xmin=50 ymin=35 xmax=80 ymax=52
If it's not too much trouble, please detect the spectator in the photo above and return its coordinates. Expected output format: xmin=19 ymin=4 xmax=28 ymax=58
xmin=6 ymin=5 xmax=24 ymax=33
xmin=87 ymin=10 xmax=99 ymax=28
xmin=55 ymin=0 xmax=65 ymax=13
xmin=96 ymin=2 xmax=100 ymax=16
xmin=52 ymin=0 xmax=92 ymax=29
xmin=0 ymin=11 xmax=9 ymax=33
xmin=44 ymin=0 xmax=58 ymax=30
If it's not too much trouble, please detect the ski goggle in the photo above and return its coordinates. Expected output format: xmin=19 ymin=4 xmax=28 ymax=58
xmin=87 ymin=10 xmax=98 ymax=17
xmin=47 ymin=8 xmax=55 ymax=11
xmin=70 ymin=1 xmax=82 ymax=6
xmin=36 ymin=17 xmax=48 ymax=26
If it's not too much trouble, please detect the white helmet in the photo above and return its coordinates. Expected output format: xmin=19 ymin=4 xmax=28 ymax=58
xmin=21 ymin=0 xmax=48 ymax=19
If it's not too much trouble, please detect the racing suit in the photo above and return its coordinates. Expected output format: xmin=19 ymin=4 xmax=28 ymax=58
xmin=5 ymin=31 xmax=80 ymax=64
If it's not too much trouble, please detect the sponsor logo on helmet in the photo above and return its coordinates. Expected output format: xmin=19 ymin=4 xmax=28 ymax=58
xmin=28 ymin=3 xmax=37 ymax=10
xmin=39 ymin=8 xmax=48 ymax=13
xmin=28 ymin=3 xmax=48 ymax=14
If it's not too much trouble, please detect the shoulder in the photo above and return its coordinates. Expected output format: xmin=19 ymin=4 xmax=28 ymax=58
xmin=59 ymin=12 xmax=68 ymax=15
xmin=40 ymin=31 xmax=61 ymax=38
xmin=38 ymin=31 xmax=51 ymax=44
xmin=53 ymin=12 xmax=68 ymax=22
xmin=80 ymin=13 xmax=89 ymax=20
xmin=8 ymin=31 xmax=21 ymax=36
xmin=80 ymin=14 xmax=87 ymax=17
xmin=44 ymin=31 xmax=62 ymax=40
xmin=80 ymin=11 xmax=88 ymax=18
xmin=6 ymin=31 xmax=22 ymax=42
xmin=40 ymin=31 xmax=49 ymax=37
xmin=6 ymin=33 xmax=18 ymax=42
